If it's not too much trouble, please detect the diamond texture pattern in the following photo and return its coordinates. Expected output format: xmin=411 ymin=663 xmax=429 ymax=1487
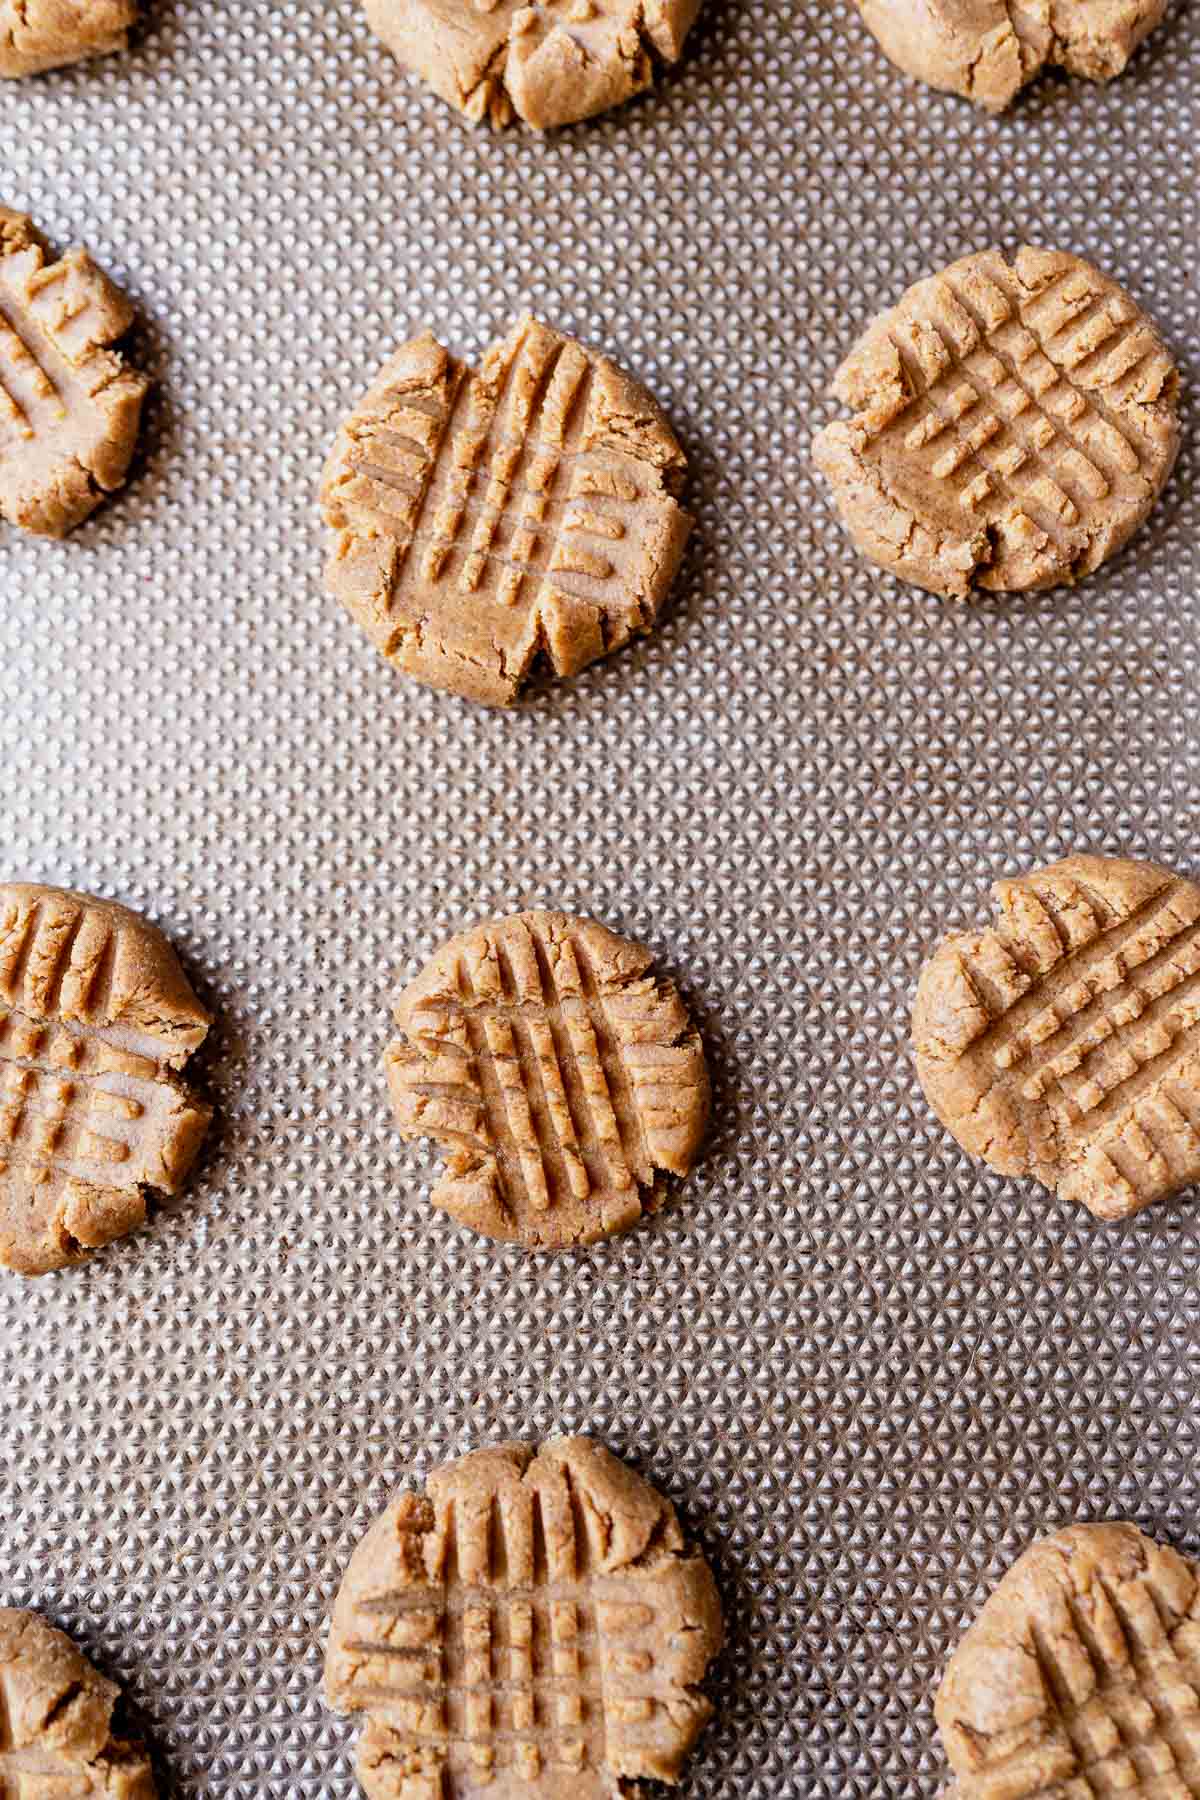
xmin=0 ymin=0 xmax=1196 ymax=1795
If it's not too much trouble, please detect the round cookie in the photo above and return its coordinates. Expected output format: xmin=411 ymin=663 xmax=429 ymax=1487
xmin=913 ymin=854 xmax=1200 ymax=1221
xmin=856 ymin=0 xmax=1168 ymax=112
xmin=0 ymin=1608 xmax=155 ymax=1796
xmin=936 ymin=1522 xmax=1200 ymax=1799
xmin=326 ymin=1437 xmax=723 ymax=1799
xmin=322 ymin=313 xmax=691 ymax=706
xmin=361 ymin=0 xmax=704 ymax=129
xmin=0 ymin=210 xmax=149 ymax=538
xmin=0 ymin=0 xmax=136 ymax=77
xmin=812 ymin=246 xmax=1179 ymax=598
xmin=383 ymin=909 xmax=709 ymax=1247
xmin=0 ymin=882 xmax=211 ymax=1274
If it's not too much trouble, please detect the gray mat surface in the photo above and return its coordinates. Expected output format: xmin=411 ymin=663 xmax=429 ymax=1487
xmin=0 ymin=0 xmax=1197 ymax=1792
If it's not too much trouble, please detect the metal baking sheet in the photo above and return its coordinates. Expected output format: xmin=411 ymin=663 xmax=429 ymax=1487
xmin=1 ymin=0 xmax=1197 ymax=1792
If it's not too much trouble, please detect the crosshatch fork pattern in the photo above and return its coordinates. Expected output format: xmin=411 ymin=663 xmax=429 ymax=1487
xmin=0 ymin=0 xmax=1197 ymax=1795
xmin=940 ymin=1528 xmax=1200 ymax=1800
xmin=0 ymin=892 xmax=169 ymax=1185
xmin=337 ymin=323 xmax=631 ymax=613
xmin=915 ymin=861 xmax=1200 ymax=1220
xmin=404 ymin=932 xmax=650 ymax=1208
xmin=882 ymin=260 xmax=1171 ymax=534
xmin=327 ymin=1442 xmax=720 ymax=1795
xmin=818 ymin=247 xmax=1179 ymax=595
xmin=952 ymin=1594 xmax=1200 ymax=1799
xmin=0 ymin=238 xmax=111 ymax=438
xmin=337 ymin=1507 xmax=620 ymax=1783
xmin=0 ymin=210 xmax=148 ymax=537
xmin=323 ymin=312 xmax=689 ymax=702
xmin=349 ymin=1582 xmax=609 ymax=1773
xmin=1025 ymin=1583 xmax=1200 ymax=1799
xmin=0 ymin=884 xmax=210 ymax=1271
xmin=386 ymin=912 xmax=708 ymax=1245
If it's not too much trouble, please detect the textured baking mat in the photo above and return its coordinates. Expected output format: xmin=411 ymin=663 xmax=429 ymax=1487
xmin=0 ymin=0 xmax=1197 ymax=1793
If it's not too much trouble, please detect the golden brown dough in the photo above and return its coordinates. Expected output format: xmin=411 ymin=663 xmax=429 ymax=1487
xmin=326 ymin=1437 xmax=723 ymax=1798
xmin=0 ymin=0 xmax=136 ymax=78
xmin=384 ymin=909 xmax=709 ymax=1246
xmin=0 ymin=1607 xmax=155 ymax=1796
xmin=856 ymin=0 xmax=1168 ymax=111
xmin=813 ymin=247 xmax=1178 ymax=598
xmin=0 ymin=209 xmax=148 ymax=538
xmin=0 ymin=882 xmax=211 ymax=1274
xmin=362 ymin=0 xmax=704 ymax=128
xmin=322 ymin=313 xmax=690 ymax=706
xmin=914 ymin=854 xmax=1200 ymax=1220
xmin=937 ymin=1521 xmax=1200 ymax=1798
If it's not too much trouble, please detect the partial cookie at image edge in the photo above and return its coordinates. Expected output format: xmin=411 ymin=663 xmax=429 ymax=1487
xmin=854 ymin=0 xmax=1170 ymax=112
xmin=326 ymin=1436 xmax=723 ymax=1799
xmin=0 ymin=209 xmax=149 ymax=537
xmin=913 ymin=853 xmax=1200 ymax=1221
xmin=0 ymin=882 xmax=212 ymax=1275
xmin=935 ymin=1521 xmax=1200 ymax=1799
xmin=0 ymin=1607 xmax=156 ymax=1796
xmin=362 ymin=0 xmax=705 ymax=129
xmin=0 ymin=0 xmax=137 ymax=78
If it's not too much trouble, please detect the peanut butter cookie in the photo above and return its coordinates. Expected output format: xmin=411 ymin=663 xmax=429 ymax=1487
xmin=856 ymin=0 xmax=1168 ymax=112
xmin=0 ymin=0 xmax=136 ymax=78
xmin=813 ymin=248 xmax=1178 ymax=597
xmin=326 ymin=1437 xmax=722 ymax=1798
xmin=914 ymin=854 xmax=1200 ymax=1221
xmin=0 ymin=210 xmax=148 ymax=537
xmin=322 ymin=313 xmax=690 ymax=706
xmin=362 ymin=0 xmax=703 ymax=129
xmin=0 ymin=1608 xmax=154 ymax=1796
xmin=384 ymin=909 xmax=709 ymax=1246
xmin=937 ymin=1521 xmax=1200 ymax=1798
xmin=0 ymin=882 xmax=211 ymax=1273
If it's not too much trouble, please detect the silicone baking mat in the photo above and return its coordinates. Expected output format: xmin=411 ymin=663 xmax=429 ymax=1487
xmin=0 ymin=0 xmax=1197 ymax=1792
